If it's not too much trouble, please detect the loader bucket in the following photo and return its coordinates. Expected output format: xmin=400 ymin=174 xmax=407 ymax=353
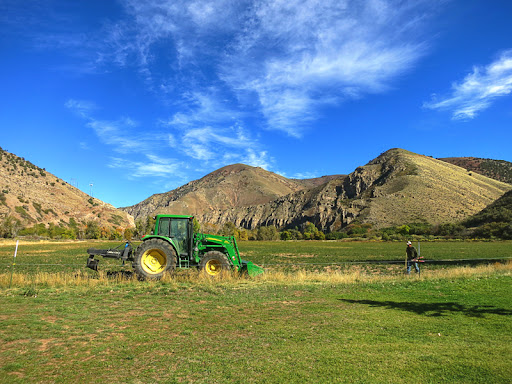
xmin=241 ymin=260 xmax=264 ymax=277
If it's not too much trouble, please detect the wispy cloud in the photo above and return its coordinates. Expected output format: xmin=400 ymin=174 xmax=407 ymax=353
xmin=424 ymin=49 xmax=512 ymax=120
xmin=109 ymin=155 xmax=187 ymax=179
xmin=65 ymin=99 xmax=148 ymax=153
xmin=10 ymin=1 xmax=439 ymax=136
xmin=64 ymin=99 xmax=97 ymax=118
xmin=66 ymin=97 xmax=271 ymax=177
xmin=96 ymin=0 xmax=437 ymax=136
xmin=219 ymin=0 xmax=432 ymax=135
xmin=159 ymin=90 xmax=271 ymax=168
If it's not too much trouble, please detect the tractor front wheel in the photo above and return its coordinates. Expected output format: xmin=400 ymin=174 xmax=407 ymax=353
xmin=133 ymin=239 xmax=176 ymax=280
xmin=199 ymin=251 xmax=231 ymax=277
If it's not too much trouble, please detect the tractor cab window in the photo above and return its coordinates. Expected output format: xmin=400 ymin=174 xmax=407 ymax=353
xmin=157 ymin=218 xmax=171 ymax=238
xmin=157 ymin=217 xmax=189 ymax=256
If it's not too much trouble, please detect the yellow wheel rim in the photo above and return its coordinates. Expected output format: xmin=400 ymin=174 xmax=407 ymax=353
xmin=141 ymin=249 xmax=167 ymax=274
xmin=205 ymin=259 xmax=222 ymax=276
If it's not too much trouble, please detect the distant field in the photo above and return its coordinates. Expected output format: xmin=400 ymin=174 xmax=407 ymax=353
xmin=0 ymin=240 xmax=511 ymax=276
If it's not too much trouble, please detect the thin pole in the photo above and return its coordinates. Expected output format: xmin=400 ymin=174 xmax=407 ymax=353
xmin=418 ymin=241 xmax=421 ymax=277
xmin=9 ymin=240 xmax=19 ymax=288
xmin=405 ymin=245 xmax=407 ymax=273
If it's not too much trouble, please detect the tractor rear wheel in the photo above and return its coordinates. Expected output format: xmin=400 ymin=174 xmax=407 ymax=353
xmin=133 ymin=239 xmax=176 ymax=280
xmin=199 ymin=251 xmax=231 ymax=277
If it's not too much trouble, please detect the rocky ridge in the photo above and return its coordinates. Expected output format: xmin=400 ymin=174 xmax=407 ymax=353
xmin=124 ymin=149 xmax=512 ymax=231
xmin=123 ymin=163 xmax=309 ymax=219
xmin=196 ymin=149 xmax=511 ymax=230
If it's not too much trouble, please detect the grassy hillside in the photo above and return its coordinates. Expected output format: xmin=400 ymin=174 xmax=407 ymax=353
xmin=362 ymin=149 xmax=512 ymax=228
xmin=461 ymin=190 xmax=512 ymax=239
xmin=440 ymin=157 xmax=512 ymax=184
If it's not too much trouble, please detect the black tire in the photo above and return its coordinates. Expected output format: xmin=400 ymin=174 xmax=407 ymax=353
xmin=133 ymin=238 xmax=176 ymax=280
xmin=199 ymin=251 xmax=232 ymax=277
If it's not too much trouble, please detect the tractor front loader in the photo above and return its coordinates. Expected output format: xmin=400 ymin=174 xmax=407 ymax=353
xmin=87 ymin=214 xmax=263 ymax=280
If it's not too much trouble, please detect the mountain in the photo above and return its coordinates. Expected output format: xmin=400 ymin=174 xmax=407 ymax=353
xmin=123 ymin=163 xmax=311 ymax=220
xmin=0 ymin=148 xmax=133 ymax=232
xmin=439 ymin=157 xmax=512 ymax=184
xmin=196 ymin=149 xmax=512 ymax=231
xmin=293 ymin=174 xmax=346 ymax=188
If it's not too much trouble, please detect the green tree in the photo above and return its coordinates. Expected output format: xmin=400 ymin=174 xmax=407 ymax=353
xmin=85 ymin=221 xmax=100 ymax=239
xmin=280 ymin=230 xmax=291 ymax=241
xmin=397 ymin=225 xmax=410 ymax=236
xmin=314 ymin=231 xmax=326 ymax=240
xmin=220 ymin=222 xmax=237 ymax=237
xmin=124 ymin=228 xmax=133 ymax=241
xmin=193 ymin=218 xmax=201 ymax=233
xmin=0 ymin=216 xmax=22 ymax=238
xmin=257 ymin=225 xmax=279 ymax=240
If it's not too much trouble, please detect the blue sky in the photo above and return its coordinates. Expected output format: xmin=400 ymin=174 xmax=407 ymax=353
xmin=1 ymin=0 xmax=511 ymax=208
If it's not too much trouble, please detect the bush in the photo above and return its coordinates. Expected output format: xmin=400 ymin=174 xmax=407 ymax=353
xmin=85 ymin=221 xmax=100 ymax=239
xmin=257 ymin=225 xmax=279 ymax=240
xmin=325 ymin=232 xmax=348 ymax=240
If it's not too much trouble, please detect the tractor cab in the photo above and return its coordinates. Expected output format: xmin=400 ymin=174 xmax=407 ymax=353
xmin=152 ymin=215 xmax=194 ymax=267
xmin=154 ymin=215 xmax=192 ymax=255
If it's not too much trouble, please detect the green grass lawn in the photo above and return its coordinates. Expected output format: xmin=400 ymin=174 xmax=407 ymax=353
xmin=0 ymin=240 xmax=511 ymax=383
xmin=0 ymin=268 xmax=511 ymax=383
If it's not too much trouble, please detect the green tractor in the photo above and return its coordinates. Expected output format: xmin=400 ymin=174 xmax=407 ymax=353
xmin=86 ymin=214 xmax=263 ymax=280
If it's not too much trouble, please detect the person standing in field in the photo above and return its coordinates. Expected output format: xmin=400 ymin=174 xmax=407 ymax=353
xmin=406 ymin=241 xmax=420 ymax=274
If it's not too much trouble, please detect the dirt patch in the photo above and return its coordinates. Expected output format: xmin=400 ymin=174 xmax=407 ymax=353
xmin=37 ymin=338 xmax=57 ymax=352
xmin=42 ymin=316 xmax=59 ymax=323
xmin=275 ymin=253 xmax=316 ymax=258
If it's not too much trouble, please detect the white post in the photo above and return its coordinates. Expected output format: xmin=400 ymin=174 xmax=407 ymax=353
xmin=9 ymin=240 xmax=19 ymax=288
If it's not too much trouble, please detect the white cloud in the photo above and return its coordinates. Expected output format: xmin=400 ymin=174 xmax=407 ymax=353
xmin=218 ymin=0 xmax=432 ymax=135
xmin=66 ymin=98 xmax=161 ymax=154
xmin=101 ymin=0 xmax=436 ymax=136
xmin=109 ymin=155 xmax=187 ymax=178
xmin=424 ymin=50 xmax=512 ymax=120
xmin=163 ymin=90 xmax=242 ymax=129
xmin=245 ymin=149 xmax=271 ymax=169
xmin=16 ymin=1 xmax=439 ymax=136
xmin=86 ymin=118 xmax=148 ymax=154
xmin=65 ymin=99 xmax=97 ymax=118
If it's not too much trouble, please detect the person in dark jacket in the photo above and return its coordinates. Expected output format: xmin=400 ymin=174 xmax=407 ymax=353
xmin=406 ymin=241 xmax=420 ymax=274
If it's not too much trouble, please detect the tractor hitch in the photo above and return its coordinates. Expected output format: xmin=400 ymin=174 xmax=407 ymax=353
xmin=86 ymin=242 xmax=133 ymax=271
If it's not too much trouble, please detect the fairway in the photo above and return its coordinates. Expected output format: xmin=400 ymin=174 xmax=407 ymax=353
xmin=0 ymin=240 xmax=511 ymax=383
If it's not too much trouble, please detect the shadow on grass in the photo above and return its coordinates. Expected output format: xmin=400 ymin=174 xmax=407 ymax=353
xmin=106 ymin=270 xmax=134 ymax=279
xmin=339 ymin=299 xmax=512 ymax=318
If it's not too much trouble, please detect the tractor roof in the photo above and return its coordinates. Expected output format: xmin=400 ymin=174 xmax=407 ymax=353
xmin=155 ymin=214 xmax=194 ymax=219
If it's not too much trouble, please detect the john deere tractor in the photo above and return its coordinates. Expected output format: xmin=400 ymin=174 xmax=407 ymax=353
xmin=86 ymin=214 xmax=263 ymax=280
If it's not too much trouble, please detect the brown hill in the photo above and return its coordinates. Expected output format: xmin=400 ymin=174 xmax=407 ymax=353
xmin=294 ymin=174 xmax=346 ymax=188
xmin=123 ymin=163 xmax=311 ymax=220
xmin=197 ymin=149 xmax=512 ymax=231
xmin=439 ymin=157 xmax=512 ymax=184
xmin=0 ymin=148 xmax=133 ymax=234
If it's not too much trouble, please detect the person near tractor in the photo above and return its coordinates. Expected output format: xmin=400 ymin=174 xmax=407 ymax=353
xmin=406 ymin=241 xmax=420 ymax=274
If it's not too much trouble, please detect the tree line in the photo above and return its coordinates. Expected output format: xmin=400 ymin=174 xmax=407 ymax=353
xmin=0 ymin=211 xmax=511 ymax=241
